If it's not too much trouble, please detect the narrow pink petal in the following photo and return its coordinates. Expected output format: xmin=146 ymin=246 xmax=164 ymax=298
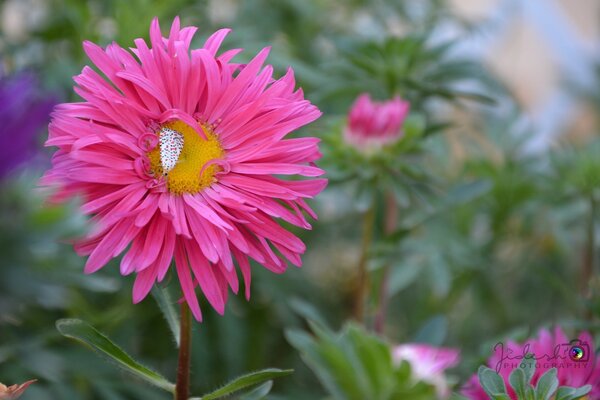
xmin=156 ymin=224 xmax=176 ymax=282
xmin=174 ymin=241 xmax=202 ymax=321
xmin=182 ymin=193 xmax=232 ymax=231
xmin=132 ymin=260 xmax=159 ymax=303
xmin=120 ymin=232 xmax=145 ymax=275
xmin=233 ymin=248 xmax=251 ymax=300
xmin=136 ymin=215 xmax=168 ymax=271
xmin=84 ymin=219 xmax=130 ymax=273
xmin=184 ymin=240 xmax=226 ymax=314
xmin=203 ymin=28 xmax=231 ymax=55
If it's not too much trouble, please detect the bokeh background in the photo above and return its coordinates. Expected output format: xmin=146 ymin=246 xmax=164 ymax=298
xmin=1 ymin=0 xmax=600 ymax=399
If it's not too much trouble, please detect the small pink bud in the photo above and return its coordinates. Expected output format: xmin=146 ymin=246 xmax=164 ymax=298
xmin=344 ymin=93 xmax=411 ymax=150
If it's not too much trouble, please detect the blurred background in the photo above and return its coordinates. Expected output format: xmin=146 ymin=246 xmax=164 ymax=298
xmin=1 ymin=0 xmax=599 ymax=399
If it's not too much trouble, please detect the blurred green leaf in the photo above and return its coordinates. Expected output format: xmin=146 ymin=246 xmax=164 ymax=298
xmin=555 ymin=385 xmax=592 ymax=400
xmin=56 ymin=319 xmax=175 ymax=393
xmin=151 ymin=284 xmax=180 ymax=348
xmin=238 ymin=381 xmax=273 ymax=400
xmin=197 ymin=369 xmax=293 ymax=400
xmin=508 ymin=367 xmax=530 ymax=399
xmin=535 ymin=368 xmax=559 ymax=400
xmin=478 ymin=366 xmax=507 ymax=397
xmin=288 ymin=322 xmax=438 ymax=400
xmin=288 ymin=297 xmax=330 ymax=329
xmin=413 ymin=315 xmax=447 ymax=346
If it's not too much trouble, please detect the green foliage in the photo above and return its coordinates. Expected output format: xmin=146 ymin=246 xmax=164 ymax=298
xmin=321 ymin=113 xmax=431 ymax=213
xmin=57 ymin=318 xmax=292 ymax=399
xmin=287 ymin=322 xmax=439 ymax=400
xmin=320 ymin=36 xmax=494 ymax=110
xmin=476 ymin=360 xmax=591 ymax=400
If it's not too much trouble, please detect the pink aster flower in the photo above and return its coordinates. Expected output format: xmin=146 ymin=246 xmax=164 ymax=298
xmin=344 ymin=93 xmax=410 ymax=150
xmin=461 ymin=327 xmax=600 ymax=399
xmin=41 ymin=17 xmax=326 ymax=321
xmin=392 ymin=343 xmax=460 ymax=398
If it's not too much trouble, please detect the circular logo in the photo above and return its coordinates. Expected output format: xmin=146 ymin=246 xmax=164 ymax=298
xmin=570 ymin=346 xmax=585 ymax=361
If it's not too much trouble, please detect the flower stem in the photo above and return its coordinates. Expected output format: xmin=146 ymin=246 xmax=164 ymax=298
xmin=353 ymin=206 xmax=376 ymax=323
xmin=374 ymin=192 xmax=397 ymax=334
xmin=175 ymin=301 xmax=192 ymax=400
xmin=582 ymin=194 xmax=597 ymax=319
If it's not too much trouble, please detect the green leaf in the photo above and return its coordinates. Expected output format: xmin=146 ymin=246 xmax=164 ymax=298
xmin=508 ymin=367 xmax=528 ymax=399
xmin=388 ymin=263 xmax=422 ymax=296
xmin=521 ymin=355 xmax=536 ymax=384
xmin=478 ymin=366 xmax=507 ymax=397
xmin=555 ymin=385 xmax=592 ymax=400
xmin=445 ymin=180 xmax=493 ymax=206
xmin=449 ymin=394 xmax=470 ymax=400
xmin=535 ymin=368 xmax=559 ymax=400
xmin=346 ymin=324 xmax=394 ymax=397
xmin=285 ymin=329 xmax=348 ymax=400
xmin=413 ymin=315 xmax=447 ymax=346
xmin=199 ymin=369 xmax=293 ymax=400
xmin=402 ymin=113 xmax=426 ymax=140
xmin=238 ymin=381 xmax=273 ymax=400
xmin=288 ymin=297 xmax=330 ymax=329
xmin=151 ymin=284 xmax=180 ymax=347
xmin=56 ymin=319 xmax=175 ymax=393
xmin=490 ymin=395 xmax=512 ymax=400
xmin=450 ymin=90 xmax=497 ymax=105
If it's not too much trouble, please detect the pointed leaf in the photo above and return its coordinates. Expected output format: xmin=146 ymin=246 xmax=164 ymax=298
xmin=56 ymin=319 xmax=175 ymax=393
xmin=152 ymin=284 xmax=180 ymax=347
xmin=521 ymin=355 xmax=536 ymax=385
xmin=509 ymin=367 xmax=528 ymax=398
xmin=288 ymin=297 xmax=330 ymax=329
xmin=199 ymin=369 xmax=293 ymax=400
xmin=535 ymin=368 xmax=559 ymax=400
xmin=478 ymin=366 xmax=507 ymax=397
xmin=555 ymin=385 xmax=592 ymax=400
xmin=413 ymin=315 xmax=447 ymax=345
xmin=449 ymin=394 xmax=470 ymax=400
xmin=238 ymin=381 xmax=273 ymax=400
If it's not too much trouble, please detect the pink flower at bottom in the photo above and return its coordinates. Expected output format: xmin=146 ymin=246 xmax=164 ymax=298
xmin=0 ymin=380 xmax=36 ymax=400
xmin=393 ymin=344 xmax=460 ymax=398
xmin=344 ymin=93 xmax=410 ymax=150
xmin=41 ymin=17 xmax=326 ymax=321
xmin=461 ymin=327 xmax=600 ymax=399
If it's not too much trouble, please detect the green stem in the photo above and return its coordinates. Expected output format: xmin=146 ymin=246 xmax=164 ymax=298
xmin=590 ymin=195 xmax=597 ymax=278
xmin=353 ymin=206 xmax=376 ymax=323
xmin=374 ymin=192 xmax=397 ymax=334
xmin=175 ymin=302 xmax=192 ymax=400
xmin=582 ymin=195 xmax=597 ymax=318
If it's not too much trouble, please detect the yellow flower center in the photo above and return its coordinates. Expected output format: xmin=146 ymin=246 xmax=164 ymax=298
xmin=148 ymin=120 xmax=224 ymax=195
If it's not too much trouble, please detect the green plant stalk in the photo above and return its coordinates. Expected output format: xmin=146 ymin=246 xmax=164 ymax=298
xmin=582 ymin=194 xmax=597 ymax=318
xmin=175 ymin=302 xmax=192 ymax=400
xmin=374 ymin=192 xmax=397 ymax=334
xmin=353 ymin=206 xmax=376 ymax=323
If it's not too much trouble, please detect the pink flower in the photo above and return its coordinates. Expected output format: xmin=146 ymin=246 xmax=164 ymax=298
xmin=41 ymin=17 xmax=326 ymax=321
xmin=461 ymin=327 xmax=600 ymax=399
xmin=0 ymin=379 xmax=36 ymax=399
xmin=344 ymin=93 xmax=410 ymax=150
xmin=393 ymin=344 xmax=460 ymax=398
